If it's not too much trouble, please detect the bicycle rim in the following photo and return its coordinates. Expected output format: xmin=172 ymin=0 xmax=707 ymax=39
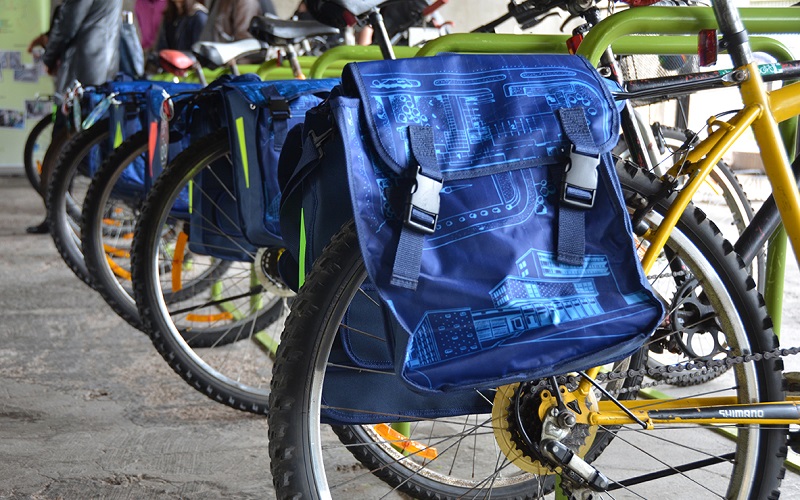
xmin=132 ymin=130 xmax=285 ymax=414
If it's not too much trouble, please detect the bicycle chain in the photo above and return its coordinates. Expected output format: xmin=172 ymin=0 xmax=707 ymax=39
xmin=545 ymin=344 xmax=800 ymax=397
xmin=533 ymin=345 xmax=800 ymax=499
xmin=596 ymin=347 xmax=800 ymax=395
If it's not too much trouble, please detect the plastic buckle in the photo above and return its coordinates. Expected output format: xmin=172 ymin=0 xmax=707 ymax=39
xmin=561 ymin=146 xmax=599 ymax=209
xmin=268 ymin=97 xmax=290 ymax=119
xmin=404 ymin=166 xmax=442 ymax=235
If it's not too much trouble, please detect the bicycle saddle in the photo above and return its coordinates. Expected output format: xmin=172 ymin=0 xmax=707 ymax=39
xmin=328 ymin=0 xmax=388 ymax=17
xmin=192 ymin=38 xmax=269 ymax=68
xmin=159 ymin=50 xmax=196 ymax=76
xmin=248 ymin=15 xmax=340 ymax=45
xmin=305 ymin=0 xmax=405 ymax=29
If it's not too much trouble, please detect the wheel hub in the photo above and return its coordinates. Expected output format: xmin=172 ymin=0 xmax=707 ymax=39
xmin=492 ymin=381 xmax=598 ymax=475
xmin=255 ymin=247 xmax=295 ymax=298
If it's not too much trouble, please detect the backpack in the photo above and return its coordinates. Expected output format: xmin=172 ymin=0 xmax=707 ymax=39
xmin=278 ymin=53 xmax=664 ymax=401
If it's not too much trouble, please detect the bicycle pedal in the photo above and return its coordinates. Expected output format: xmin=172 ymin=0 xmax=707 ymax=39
xmin=541 ymin=439 xmax=609 ymax=492
xmin=783 ymin=371 xmax=800 ymax=394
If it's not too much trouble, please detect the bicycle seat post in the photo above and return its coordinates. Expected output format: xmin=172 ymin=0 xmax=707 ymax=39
xmin=711 ymin=0 xmax=753 ymax=68
xmin=284 ymin=43 xmax=306 ymax=79
xmin=367 ymin=9 xmax=396 ymax=60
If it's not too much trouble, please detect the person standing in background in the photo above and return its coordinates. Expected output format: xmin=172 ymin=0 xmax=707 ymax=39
xmin=199 ymin=0 xmax=274 ymax=43
xmin=25 ymin=0 xmax=123 ymax=234
xmin=135 ymin=0 xmax=168 ymax=52
xmin=155 ymin=0 xmax=209 ymax=52
xmin=42 ymin=0 xmax=122 ymax=94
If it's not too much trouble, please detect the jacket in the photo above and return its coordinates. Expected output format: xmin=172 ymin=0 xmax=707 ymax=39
xmin=134 ymin=0 xmax=167 ymax=50
xmin=43 ymin=0 xmax=123 ymax=94
xmin=155 ymin=5 xmax=208 ymax=52
xmin=198 ymin=0 xmax=261 ymax=43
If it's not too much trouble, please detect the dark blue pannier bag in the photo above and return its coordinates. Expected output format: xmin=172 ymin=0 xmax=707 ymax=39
xmin=279 ymin=54 xmax=664 ymax=417
xmin=109 ymin=82 xmax=203 ymax=202
xmin=185 ymin=76 xmax=339 ymax=261
xmin=182 ymin=74 xmax=263 ymax=262
xmin=220 ymin=78 xmax=339 ymax=248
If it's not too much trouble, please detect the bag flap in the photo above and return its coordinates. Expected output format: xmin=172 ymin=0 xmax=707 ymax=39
xmin=342 ymin=53 xmax=619 ymax=180
xmin=222 ymin=77 xmax=340 ymax=110
xmin=107 ymin=80 xmax=158 ymax=95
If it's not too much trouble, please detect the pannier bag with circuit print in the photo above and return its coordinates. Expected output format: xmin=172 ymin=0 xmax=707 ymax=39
xmin=279 ymin=53 xmax=665 ymax=394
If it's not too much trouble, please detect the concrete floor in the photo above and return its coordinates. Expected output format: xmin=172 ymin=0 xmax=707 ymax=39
xmin=2 ymin=173 xmax=800 ymax=499
xmin=0 ymin=176 xmax=274 ymax=499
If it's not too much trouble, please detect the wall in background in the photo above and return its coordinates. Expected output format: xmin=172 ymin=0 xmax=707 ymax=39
xmin=0 ymin=0 xmax=52 ymax=172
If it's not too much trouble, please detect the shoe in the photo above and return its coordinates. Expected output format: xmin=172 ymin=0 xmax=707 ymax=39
xmin=25 ymin=221 xmax=49 ymax=234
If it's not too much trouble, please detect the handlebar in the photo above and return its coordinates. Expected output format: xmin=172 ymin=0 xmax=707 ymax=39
xmin=472 ymin=0 xmax=586 ymax=33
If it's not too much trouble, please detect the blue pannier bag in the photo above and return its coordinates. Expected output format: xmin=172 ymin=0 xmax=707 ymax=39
xmin=111 ymin=81 xmax=203 ymax=201
xmin=183 ymin=74 xmax=263 ymax=262
xmin=220 ymin=78 xmax=339 ymax=248
xmin=279 ymin=53 xmax=664 ymax=400
xmin=185 ymin=75 xmax=339 ymax=261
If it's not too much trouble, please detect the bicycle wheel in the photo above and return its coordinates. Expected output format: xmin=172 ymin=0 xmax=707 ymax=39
xmin=82 ymin=130 xmax=231 ymax=332
xmin=616 ymin=125 xmax=762 ymax=386
xmin=24 ymin=114 xmax=54 ymax=196
xmin=268 ymin=166 xmax=785 ymax=499
xmin=616 ymin=125 xmax=762 ymax=286
xmin=46 ymin=120 xmax=109 ymax=287
xmin=131 ymin=129 xmax=287 ymax=414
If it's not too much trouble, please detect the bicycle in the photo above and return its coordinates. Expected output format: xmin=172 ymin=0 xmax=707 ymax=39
xmin=90 ymin=12 xmax=422 ymax=414
xmin=266 ymin=1 xmax=800 ymax=498
xmin=23 ymin=96 xmax=57 ymax=197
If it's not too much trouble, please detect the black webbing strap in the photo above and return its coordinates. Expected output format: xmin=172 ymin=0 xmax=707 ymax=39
xmin=556 ymin=106 xmax=601 ymax=266
xmin=390 ymin=126 xmax=442 ymax=290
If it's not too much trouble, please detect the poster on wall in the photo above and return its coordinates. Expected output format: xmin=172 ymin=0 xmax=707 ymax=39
xmin=0 ymin=0 xmax=52 ymax=171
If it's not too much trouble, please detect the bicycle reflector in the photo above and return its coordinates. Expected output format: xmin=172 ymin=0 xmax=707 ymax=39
xmin=567 ymin=24 xmax=591 ymax=55
xmin=698 ymin=29 xmax=718 ymax=67
xmin=567 ymin=33 xmax=583 ymax=55
xmin=160 ymin=93 xmax=174 ymax=122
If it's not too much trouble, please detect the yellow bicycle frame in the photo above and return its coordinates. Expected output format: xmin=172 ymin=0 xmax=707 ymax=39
xmin=583 ymin=64 xmax=800 ymax=427
xmin=573 ymin=8 xmax=800 ymax=427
